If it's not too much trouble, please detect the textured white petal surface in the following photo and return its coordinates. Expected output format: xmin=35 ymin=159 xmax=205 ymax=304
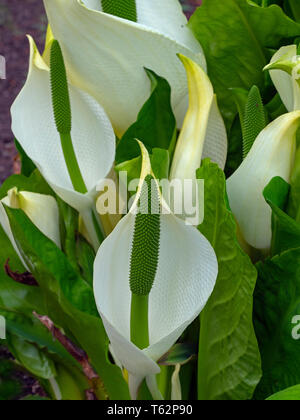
xmin=11 ymin=36 xmax=115 ymax=215
xmin=44 ymin=0 xmax=205 ymax=136
xmin=227 ymin=112 xmax=300 ymax=250
xmin=83 ymin=0 xmax=201 ymax=53
xmin=269 ymin=45 xmax=297 ymax=112
xmin=202 ymin=96 xmax=228 ymax=170
xmin=93 ymin=208 xmax=218 ymax=381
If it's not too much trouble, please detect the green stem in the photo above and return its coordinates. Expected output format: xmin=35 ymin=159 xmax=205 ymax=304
xmin=60 ymin=132 xmax=87 ymax=194
xmin=81 ymin=207 xmax=104 ymax=251
xmin=130 ymin=294 xmax=149 ymax=350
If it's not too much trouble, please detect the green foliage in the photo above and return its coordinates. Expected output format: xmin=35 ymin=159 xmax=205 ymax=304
xmin=287 ymin=141 xmax=300 ymax=222
xmin=196 ymin=159 xmax=261 ymax=400
xmin=14 ymin=139 xmax=36 ymax=177
xmin=2 ymin=207 xmax=129 ymax=399
xmin=263 ymin=177 xmax=300 ymax=255
xmin=102 ymin=0 xmax=137 ymax=22
xmin=189 ymin=0 xmax=300 ymax=129
xmin=0 ymin=355 xmax=22 ymax=401
xmin=116 ymin=70 xmax=176 ymax=164
xmin=254 ymin=247 xmax=300 ymax=399
xmin=266 ymin=384 xmax=300 ymax=400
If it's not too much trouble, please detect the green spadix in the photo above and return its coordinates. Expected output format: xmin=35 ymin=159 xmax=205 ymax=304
xmin=102 ymin=0 xmax=137 ymax=22
xmin=242 ymin=86 xmax=266 ymax=159
xmin=130 ymin=174 xmax=161 ymax=349
xmin=50 ymin=40 xmax=87 ymax=194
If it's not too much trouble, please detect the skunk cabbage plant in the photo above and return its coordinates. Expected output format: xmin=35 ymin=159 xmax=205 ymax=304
xmin=265 ymin=45 xmax=300 ymax=112
xmin=11 ymin=37 xmax=116 ymax=250
xmin=93 ymin=143 xmax=218 ymax=399
xmin=227 ymin=111 xmax=300 ymax=251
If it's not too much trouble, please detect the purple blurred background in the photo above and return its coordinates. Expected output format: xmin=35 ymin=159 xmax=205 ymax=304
xmin=0 ymin=0 xmax=201 ymax=183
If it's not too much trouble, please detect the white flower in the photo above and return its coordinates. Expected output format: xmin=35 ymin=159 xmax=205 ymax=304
xmin=43 ymin=0 xmax=206 ymax=136
xmin=227 ymin=111 xmax=300 ymax=251
xmin=11 ymin=36 xmax=116 ymax=250
xmin=0 ymin=188 xmax=61 ymax=267
xmin=265 ymin=45 xmax=300 ymax=111
xmin=93 ymin=142 xmax=218 ymax=399
xmin=170 ymin=54 xmax=227 ymax=183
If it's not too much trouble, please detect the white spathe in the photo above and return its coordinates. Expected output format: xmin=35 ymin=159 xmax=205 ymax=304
xmin=0 ymin=189 xmax=61 ymax=268
xmin=43 ymin=0 xmax=206 ymax=136
xmin=267 ymin=45 xmax=300 ymax=112
xmin=227 ymin=111 xmax=300 ymax=251
xmin=93 ymin=143 xmax=218 ymax=399
xmin=170 ymin=55 xmax=227 ymax=182
xmin=11 ymin=36 xmax=116 ymax=249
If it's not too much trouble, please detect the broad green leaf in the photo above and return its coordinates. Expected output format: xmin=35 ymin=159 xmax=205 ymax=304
xmin=254 ymin=247 xmax=300 ymax=399
xmin=263 ymin=177 xmax=300 ymax=255
xmin=189 ymin=0 xmax=300 ymax=128
xmin=115 ymin=148 xmax=170 ymax=191
xmin=76 ymin=235 xmax=95 ymax=286
xmin=285 ymin=0 xmax=300 ymax=21
xmin=266 ymin=384 xmax=300 ymax=400
xmin=14 ymin=138 xmax=36 ymax=177
xmin=287 ymin=142 xmax=300 ymax=222
xmin=57 ymin=197 xmax=79 ymax=272
xmin=0 ymin=170 xmax=53 ymax=200
xmin=0 ymin=357 xmax=22 ymax=401
xmin=196 ymin=159 xmax=261 ymax=400
xmin=4 ymin=206 xmax=129 ymax=399
xmin=116 ymin=70 xmax=176 ymax=164
xmin=7 ymin=334 xmax=56 ymax=380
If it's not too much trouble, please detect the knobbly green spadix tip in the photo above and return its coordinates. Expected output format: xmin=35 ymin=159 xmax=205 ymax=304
xmin=130 ymin=174 xmax=161 ymax=350
xmin=130 ymin=175 xmax=161 ymax=296
xmin=242 ymin=86 xmax=266 ymax=159
xmin=50 ymin=40 xmax=87 ymax=194
xmin=102 ymin=0 xmax=137 ymax=22
xmin=50 ymin=40 xmax=71 ymax=134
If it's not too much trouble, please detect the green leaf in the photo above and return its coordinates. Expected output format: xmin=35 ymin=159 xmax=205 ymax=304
xmin=4 ymin=206 xmax=129 ymax=399
xmin=254 ymin=247 xmax=300 ymax=399
xmin=76 ymin=235 xmax=95 ymax=286
xmin=196 ymin=159 xmax=261 ymax=400
xmin=0 ymin=358 xmax=22 ymax=401
xmin=285 ymin=0 xmax=300 ymax=21
xmin=14 ymin=139 xmax=36 ymax=177
xmin=57 ymin=197 xmax=79 ymax=272
xmin=287 ymin=142 xmax=300 ymax=223
xmin=189 ymin=0 xmax=300 ymax=128
xmin=263 ymin=177 xmax=300 ymax=255
xmin=115 ymin=148 xmax=170 ymax=192
xmin=7 ymin=334 xmax=56 ymax=380
xmin=116 ymin=69 xmax=176 ymax=164
xmin=266 ymin=384 xmax=300 ymax=400
xmin=158 ymin=343 xmax=197 ymax=367
xmin=0 ymin=170 xmax=54 ymax=200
